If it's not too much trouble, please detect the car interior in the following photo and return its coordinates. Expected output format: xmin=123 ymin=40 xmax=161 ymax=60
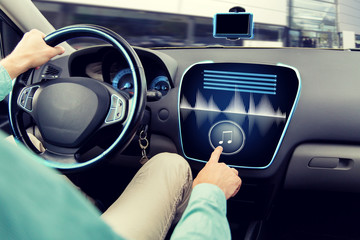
xmin=1 ymin=0 xmax=360 ymax=239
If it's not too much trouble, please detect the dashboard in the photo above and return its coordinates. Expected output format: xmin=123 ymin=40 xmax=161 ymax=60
xmin=38 ymin=45 xmax=360 ymax=181
xmin=32 ymin=44 xmax=360 ymax=223
xmin=69 ymin=46 xmax=172 ymax=97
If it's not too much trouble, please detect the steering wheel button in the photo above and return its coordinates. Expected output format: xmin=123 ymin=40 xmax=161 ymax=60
xmin=117 ymin=99 xmax=123 ymax=108
xmin=114 ymin=111 xmax=122 ymax=120
xmin=19 ymin=94 xmax=27 ymax=107
xmin=111 ymin=95 xmax=118 ymax=108
xmin=25 ymin=98 xmax=33 ymax=111
xmin=106 ymin=109 xmax=116 ymax=122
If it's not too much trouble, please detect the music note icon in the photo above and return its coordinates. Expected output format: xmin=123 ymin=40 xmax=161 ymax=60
xmin=219 ymin=130 xmax=233 ymax=145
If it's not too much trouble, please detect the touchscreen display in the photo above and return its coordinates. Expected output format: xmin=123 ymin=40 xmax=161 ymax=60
xmin=179 ymin=63 xmax=300 ymax=168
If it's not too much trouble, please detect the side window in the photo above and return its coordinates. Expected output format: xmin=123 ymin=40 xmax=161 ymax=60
xmin=0 ymin=10 xmax=22 ymax=134
xmin=0 ymin=10 xmax=22 ymax=59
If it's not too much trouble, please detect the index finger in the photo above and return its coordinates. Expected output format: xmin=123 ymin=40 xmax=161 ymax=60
xmin=208 ymin=146 xmax=223 ymax=164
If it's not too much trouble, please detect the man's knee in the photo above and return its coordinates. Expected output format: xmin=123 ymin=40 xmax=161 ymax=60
xmin=149 ymin=152 xmax=191 ymax=174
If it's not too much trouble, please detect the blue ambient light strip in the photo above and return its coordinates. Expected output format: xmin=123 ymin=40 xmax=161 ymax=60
xmin=203 ymin=70 xmax=277 ymax=95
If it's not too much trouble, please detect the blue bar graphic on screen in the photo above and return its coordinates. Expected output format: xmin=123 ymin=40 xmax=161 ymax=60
xmin=203 ymin=70 xmax=277 ymax=95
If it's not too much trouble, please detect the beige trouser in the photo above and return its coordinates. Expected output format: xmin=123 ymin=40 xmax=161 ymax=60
xmin=101 ymin=152 xmax=193 ymax=240
xmin=6 ymin=134 xmax=192 ymax=239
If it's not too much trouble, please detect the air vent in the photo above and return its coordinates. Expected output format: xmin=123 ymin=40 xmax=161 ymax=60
xmin=41 ymin=64 xmax=61 ymax=79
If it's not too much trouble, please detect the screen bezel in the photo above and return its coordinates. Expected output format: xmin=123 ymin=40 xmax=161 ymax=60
xmin=178 ymin=62 xmax=301 ymax=169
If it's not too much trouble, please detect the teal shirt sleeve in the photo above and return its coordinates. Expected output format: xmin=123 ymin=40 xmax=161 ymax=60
xmin=0 ymin=132 xmax=124 ymax=240
xmin=0 ymin=64 xmax=13 ymax=101
xmin=171 ymin=183 xmax=231 ymax=240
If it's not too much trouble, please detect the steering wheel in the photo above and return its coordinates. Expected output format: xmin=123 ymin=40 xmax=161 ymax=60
xmin=8 ymin=25 xmax=147 ymax=172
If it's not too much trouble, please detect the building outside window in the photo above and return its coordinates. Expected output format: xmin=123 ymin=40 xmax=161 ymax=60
xmin=288 ymin=0 xmax=339 ymax=48
xmin=355 ymin=35 xmax=360 ymax=48
xmin=33 ymin=0 xmax=360 ymax=49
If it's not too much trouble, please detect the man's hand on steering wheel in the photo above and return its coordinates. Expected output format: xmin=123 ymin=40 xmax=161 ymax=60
xmin=0 ymin=29 xmax=65 ymax=79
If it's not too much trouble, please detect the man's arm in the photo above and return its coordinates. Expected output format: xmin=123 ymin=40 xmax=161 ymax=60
xmin=171 ymin=146 xmax=242 ymax=239
xmin=0 ymin=29 xmax=64 ymax=79
xmin=0 ymin=29 xmax=64 ymax=101
xmin=171 ymin=183 xmax=231 ymax=239
xmin=0 ymin=66 xmax=13 ymax=101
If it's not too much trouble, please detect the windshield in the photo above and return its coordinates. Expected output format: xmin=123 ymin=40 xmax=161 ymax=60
xmin=32 ymin=0 xmax=350 ymax=49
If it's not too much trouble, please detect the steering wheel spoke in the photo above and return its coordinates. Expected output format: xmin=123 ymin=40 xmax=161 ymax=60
xmin=41 ymin=150 xmax=79 ymax=165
